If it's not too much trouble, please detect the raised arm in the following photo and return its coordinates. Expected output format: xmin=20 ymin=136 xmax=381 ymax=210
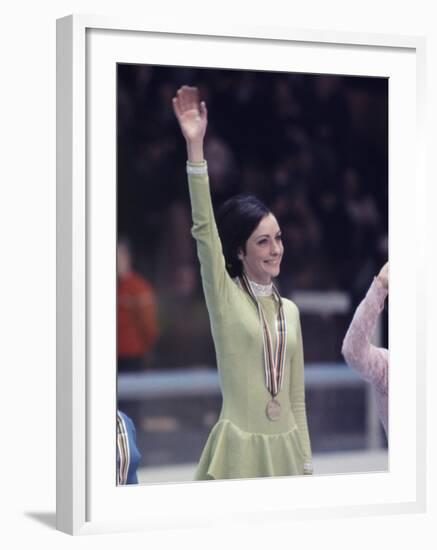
xmin=172 ymin=86 xmax=233 ymax=318
xmin=341 ymin=263 xmax=389 ymax=393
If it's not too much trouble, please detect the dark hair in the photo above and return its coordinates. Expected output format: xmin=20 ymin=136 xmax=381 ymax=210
xmin=216 ymin=194 xmax=271 ymax=278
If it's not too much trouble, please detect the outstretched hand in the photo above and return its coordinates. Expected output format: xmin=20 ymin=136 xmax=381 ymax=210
xmin=172 ymin=85 xmax=208 ymax=145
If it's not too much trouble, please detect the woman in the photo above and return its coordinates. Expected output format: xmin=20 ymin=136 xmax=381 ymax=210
xmin=342 ymin=262 xmax=389 ymax=434
xmin=173 ymin=85 xmax=312 ymax=480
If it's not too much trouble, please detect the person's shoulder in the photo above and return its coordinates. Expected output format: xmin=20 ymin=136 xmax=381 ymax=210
xmin=281 ymin=296 xmax=300 ymax=318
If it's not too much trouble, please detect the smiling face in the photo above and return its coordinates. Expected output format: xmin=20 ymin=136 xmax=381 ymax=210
xmin=238 ymin=213 xmax=284 ymax=284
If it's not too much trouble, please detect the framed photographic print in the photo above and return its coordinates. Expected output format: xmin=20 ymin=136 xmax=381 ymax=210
xmin=56 ymin=14 xmax=426 ymax=535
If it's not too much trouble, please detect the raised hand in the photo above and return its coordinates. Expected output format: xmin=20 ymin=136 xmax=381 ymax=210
xmin=172 ymin=86 xmax=207 ymax=154
xmin=377 ymin=262 xmax=389 ymax=290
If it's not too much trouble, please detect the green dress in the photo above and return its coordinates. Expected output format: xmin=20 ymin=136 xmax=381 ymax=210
xmin=187 ymin=161 xmax=313 ymax=480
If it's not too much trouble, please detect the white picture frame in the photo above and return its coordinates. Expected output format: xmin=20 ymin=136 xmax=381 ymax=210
xmin=56 ymin=14 xmax=427 ymax=535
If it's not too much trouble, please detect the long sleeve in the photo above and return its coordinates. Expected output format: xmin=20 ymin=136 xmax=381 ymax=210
xmin=289 ymin=312 xmax=313 ymax=473
xmin=342 ymin=278 xmax=388 ymax=393
xmin=186 ymin=161 xmax=234 ymax=320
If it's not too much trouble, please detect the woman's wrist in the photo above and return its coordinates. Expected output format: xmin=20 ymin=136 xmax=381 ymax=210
xmin=186 ymin=140 xmax=205 ymax=163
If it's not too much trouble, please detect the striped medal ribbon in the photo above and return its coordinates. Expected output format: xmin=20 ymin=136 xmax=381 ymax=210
xmin=116 ymin=412 xmax=130 ymax=485
xmin=240 ymin=273 xmax=287 ymax=421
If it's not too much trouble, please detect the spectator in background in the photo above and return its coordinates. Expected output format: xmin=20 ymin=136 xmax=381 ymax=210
xmin=341 ymin=262 xmax=389 ymax=434
xmin=117 ymin=238 xmax=159 ymax=372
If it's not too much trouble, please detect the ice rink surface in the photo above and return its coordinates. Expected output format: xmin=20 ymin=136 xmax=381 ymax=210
xmin=138 ymin=448 xmax=388 ymax=484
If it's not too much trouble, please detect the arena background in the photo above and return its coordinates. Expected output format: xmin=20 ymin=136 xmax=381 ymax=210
xmin=116 ymin=63 xmax=388 ymax=483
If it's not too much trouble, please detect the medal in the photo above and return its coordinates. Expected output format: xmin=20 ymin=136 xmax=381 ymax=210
xmin=266 ymin=398 xmax=281 ymax=421
xmin=239 ymin=273 xmax=287 ymax=421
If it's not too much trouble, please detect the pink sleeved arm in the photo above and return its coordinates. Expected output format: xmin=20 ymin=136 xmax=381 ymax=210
xmin=341 ymin=278 xmax=389 ymax=394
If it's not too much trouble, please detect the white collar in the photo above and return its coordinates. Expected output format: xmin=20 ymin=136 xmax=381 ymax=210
xmin=234 ymin=276 xmax=274 ymax=297
xmin=249 ymin=279 xmax=273 ymax=297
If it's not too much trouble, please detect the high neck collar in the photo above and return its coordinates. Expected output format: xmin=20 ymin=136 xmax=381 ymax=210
xmin=234 ymin=275 xmax=274 ymax=297
xmin=247 ymin=278 xmax=273 ymax=297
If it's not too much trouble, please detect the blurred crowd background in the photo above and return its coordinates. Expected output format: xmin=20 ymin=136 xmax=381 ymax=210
xmin=116 ymin=64 xmax=388 ymax=481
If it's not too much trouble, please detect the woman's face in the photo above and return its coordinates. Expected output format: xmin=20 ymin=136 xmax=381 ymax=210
xmin=238 ymin=213 xmax=284 ymax=284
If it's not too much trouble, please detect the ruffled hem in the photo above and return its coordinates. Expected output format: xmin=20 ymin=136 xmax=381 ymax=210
xmin=194 ymin=419 xmax=308 ymax=480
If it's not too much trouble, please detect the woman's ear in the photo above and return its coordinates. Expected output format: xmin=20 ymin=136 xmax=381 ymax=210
xmin=237 ymin=247 xmax=244 ymax=261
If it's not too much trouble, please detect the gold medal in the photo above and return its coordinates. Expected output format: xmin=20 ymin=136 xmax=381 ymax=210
xmin=266 ymin=398 xmax=281 ymax=421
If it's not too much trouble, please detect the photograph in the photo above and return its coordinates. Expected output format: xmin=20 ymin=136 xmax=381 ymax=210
xmin=115 ymin=63 xmax=389 ymax=485
xmin=1 ymin=0 xmax=432 ymax=543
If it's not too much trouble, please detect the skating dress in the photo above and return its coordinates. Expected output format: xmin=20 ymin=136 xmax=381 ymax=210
xmin=187 ymin=161 xmax=313 ymax=480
